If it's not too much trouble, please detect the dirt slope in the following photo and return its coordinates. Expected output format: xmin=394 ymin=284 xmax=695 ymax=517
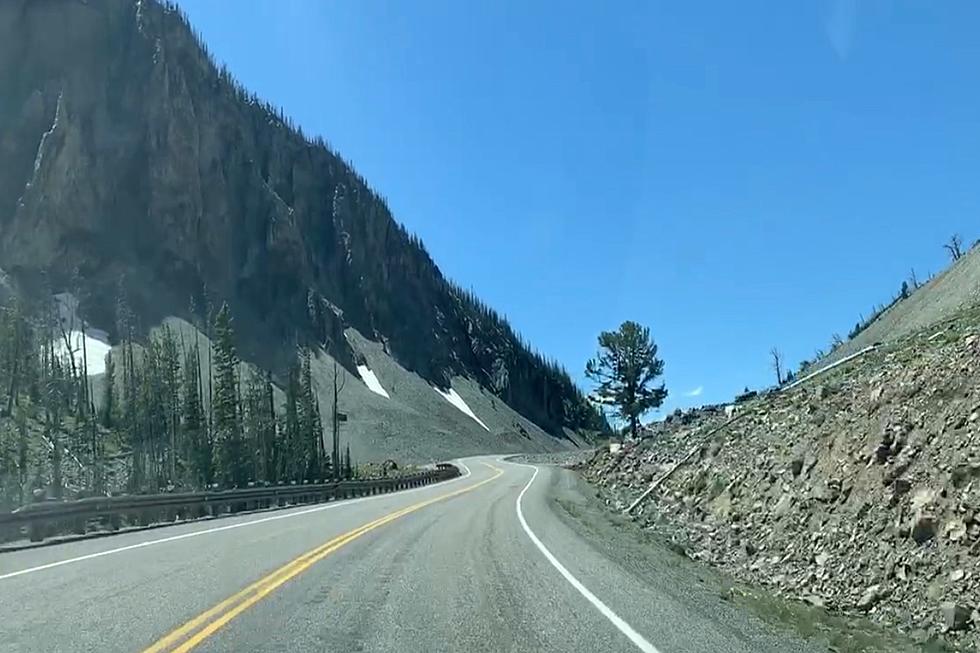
xmin=824 ymin=245 xmax=980 ymax=367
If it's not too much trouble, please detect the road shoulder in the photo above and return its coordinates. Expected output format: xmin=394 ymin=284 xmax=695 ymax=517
xmin=536 ymin=463 xmax=932 ymax=653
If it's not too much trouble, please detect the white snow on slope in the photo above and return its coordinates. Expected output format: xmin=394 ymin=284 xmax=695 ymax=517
xmin=435 ymin=387 xmax=490 ymax=432
xmin=357 ymin=364 xmax=390 ymax=398
xmin=50 ymin=293 xmax=112 ymax=376
xmin=53 ymin=331 xmax=112 ymax=376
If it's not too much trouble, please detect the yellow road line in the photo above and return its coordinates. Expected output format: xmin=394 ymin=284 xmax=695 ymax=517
xmin=140 ymin=514 xmax=393 ymax=653
xmin=143 ymin=463 xmax=503 ymax=653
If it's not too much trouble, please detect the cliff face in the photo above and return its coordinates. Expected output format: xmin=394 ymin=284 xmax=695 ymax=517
xmin=0 ymin=0 xmax=604 ymax=438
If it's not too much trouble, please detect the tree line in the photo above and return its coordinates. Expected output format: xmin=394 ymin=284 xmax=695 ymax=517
xmin=0 ymin=294 xmax=352 ymax=510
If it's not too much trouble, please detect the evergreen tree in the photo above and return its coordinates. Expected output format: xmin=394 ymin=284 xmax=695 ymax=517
xmin=298 ymin=349 xmax=321 ymax=479
xmin=212 ymin=303 xmax=244 ymax=487
xmin=1 ymin=298 xmax=30 ymax=417
xmin=263 ymin=370 xmax=278 ymax=483
xmin=243 ymin=369 xmax=278 ymax=484
xmin=282 ymin=364 xmax=302 ymax=481
xmin=585 ymin=321 xmax=667 ymax=439
xmin=182 ymin=343 xmax=210 ymax=486
xmin=157 ymin=326 xmax=181 ymax=484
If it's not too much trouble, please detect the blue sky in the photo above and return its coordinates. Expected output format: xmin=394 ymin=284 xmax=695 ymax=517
xmin=175 ymin=0 xmax=979 ymax=414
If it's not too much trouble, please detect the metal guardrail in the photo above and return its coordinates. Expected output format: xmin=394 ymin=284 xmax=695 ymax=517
xmin=781 ymin=344 xmax=879 ymax=391
xmin=0 ymin=464 xmax=461 ymax=544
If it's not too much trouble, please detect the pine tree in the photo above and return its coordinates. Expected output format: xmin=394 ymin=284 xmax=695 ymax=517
xmin=137 ymin=335 xmax=168 ymax=487
xmin=585 ymin=321 xmax=667 ymax=439
xmin=242 ymin=371 xmax=261 ymax=482
xmin=242 ymin=369 xmax=277 ymax=484
xmin=312 ymin=392 xmax=323 ymax=473
xmin=156 ymin=326 xmax=181 ymax=485
xmin=263 ymin=370 xmax=278 ymax=483
xmin=1 ymin=298 xmax=29 ymax=417
xmin=212 ymin=303 xmax=244 ymax=487
xmin=298 ymin=349 xmax=321 ymax=480
xmin=116 ymin=285 xmax=145 ymax=491
xmin=282 ymin=364 xmax=302 ymax=481
xmin=182 ymin=343 xmax=210 ymax=487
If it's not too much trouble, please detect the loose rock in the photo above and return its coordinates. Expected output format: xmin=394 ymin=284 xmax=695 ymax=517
xmin=856 ymin=584 xmax=887 ymax=610
xmin=941 ymin=601 xmax=972 ymax=631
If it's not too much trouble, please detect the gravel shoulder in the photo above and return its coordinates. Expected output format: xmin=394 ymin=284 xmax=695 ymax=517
xmin=506 ymin=450 xmax=598 ymax=467
xmin=546 ymin=463 xmax=939 ymax=653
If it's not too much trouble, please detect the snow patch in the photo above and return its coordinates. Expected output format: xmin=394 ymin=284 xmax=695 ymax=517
xmin=356 ymin=364 xmax=390 ymax=399
xmin=435 ymin=387 xmax=490 ymax=432
xmin=53 ymin=331 xmax=112 ymax=376
xmin=51 ymin=293 xmax=112 ymax=376
xmin=18 ymin=89 xmax=63 ymax=207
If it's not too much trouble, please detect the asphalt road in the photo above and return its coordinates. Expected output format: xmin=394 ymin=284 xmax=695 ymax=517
xmin=0 ymin=457 xmax=823 ymax=652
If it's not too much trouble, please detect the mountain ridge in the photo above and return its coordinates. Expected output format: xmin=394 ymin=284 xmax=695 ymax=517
xmin=0 ymin=0 xmax=606 ymax=446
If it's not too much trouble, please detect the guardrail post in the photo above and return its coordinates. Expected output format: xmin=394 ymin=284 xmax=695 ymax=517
xmin=28 ymin=520 xmax=44 ymax=542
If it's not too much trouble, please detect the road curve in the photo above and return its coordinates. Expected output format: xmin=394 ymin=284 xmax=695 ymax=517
xmin=0 ymin=457 xmax=819 ymax=652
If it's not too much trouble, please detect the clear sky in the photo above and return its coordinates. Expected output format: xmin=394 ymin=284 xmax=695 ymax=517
xmin=174 ymin=0 xmax=979 ymax=414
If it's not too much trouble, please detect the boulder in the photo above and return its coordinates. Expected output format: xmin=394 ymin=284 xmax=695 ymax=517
xmin=911 ymin=515 xmax=937 ymax=544
xmin=856 ymin=584 xmax=885 ymax=610
xmin=941 ymin=601 xmax=972 ymax=631
xmin=789 ymin=458 xmax=804 ymax=477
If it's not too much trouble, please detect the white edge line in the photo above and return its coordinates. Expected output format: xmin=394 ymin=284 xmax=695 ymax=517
xmin=0 ymin=460 xmax=473 ymax=582
xmin=506 ymin=459 xmax=661 ymax=653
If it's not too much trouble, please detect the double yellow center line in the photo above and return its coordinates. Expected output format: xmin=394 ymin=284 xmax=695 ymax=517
xmin=142 ymin=463 xmax=504 ymax=653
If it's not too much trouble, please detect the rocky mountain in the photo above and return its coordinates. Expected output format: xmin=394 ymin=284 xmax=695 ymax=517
xmin=0 ymin=0 xmax=606 ymax=457
xmin=583 ymin=307 xmax=980 ymax=648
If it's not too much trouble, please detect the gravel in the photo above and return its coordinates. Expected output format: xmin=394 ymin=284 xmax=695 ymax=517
xmin=507 ymin=450 xmax=599 ymax=467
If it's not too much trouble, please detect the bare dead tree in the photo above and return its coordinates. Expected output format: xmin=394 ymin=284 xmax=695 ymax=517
xmin=909 ymin=268 xmax=920 ymax=290
xmin=2 ymin=301 xmax=24 ymax=417
xmin=331 ymin=359 xmax=347 ymax=481
xmin=945 ymin=234 xmax=964 ymax=262
xmin=770 ymin=347 xmax=784 ymax=385
xmin=58 ymin=305 xmax=79 ymax=399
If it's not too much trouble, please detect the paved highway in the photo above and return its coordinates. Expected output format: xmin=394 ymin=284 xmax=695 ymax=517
xmin=0 ymin=457 xmax=820 ymax=652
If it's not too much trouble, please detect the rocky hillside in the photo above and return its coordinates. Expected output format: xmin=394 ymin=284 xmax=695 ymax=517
xmin=583 ymin=307 xmax=980 ymax=648
xmin=0 ymin=0 xmax=605 ymax=450
xmin=823 ymin=243 xmax=980 ymax=369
